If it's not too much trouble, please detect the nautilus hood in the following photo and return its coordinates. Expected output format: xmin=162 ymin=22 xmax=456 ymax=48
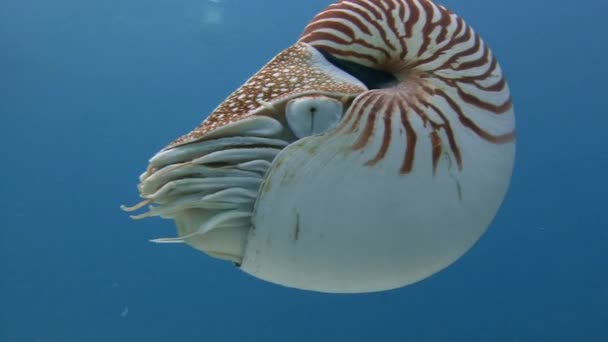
xmin=123 ymin=0 xmax=515 ymax=293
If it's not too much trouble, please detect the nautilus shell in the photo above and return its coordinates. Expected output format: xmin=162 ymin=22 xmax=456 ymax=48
xmin=123 ymin=0 xmax=515 ymax=293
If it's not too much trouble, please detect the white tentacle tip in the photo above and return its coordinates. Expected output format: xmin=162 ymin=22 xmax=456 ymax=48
xmin=150 ymin=237 xmax=186 ymax=244
xmin=120 ymin=199 xmax=151 ymax=212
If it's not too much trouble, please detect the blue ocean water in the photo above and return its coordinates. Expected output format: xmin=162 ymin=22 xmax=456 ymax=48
xmin=1 ymin=0 xmax=606 ymax=341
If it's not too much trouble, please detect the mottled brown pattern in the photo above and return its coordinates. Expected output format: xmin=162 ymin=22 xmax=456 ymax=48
xmin=167 ymin=43 xmax=365 ymax=149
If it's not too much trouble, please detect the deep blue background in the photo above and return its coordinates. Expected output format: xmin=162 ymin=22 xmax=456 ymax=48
xmin=1 ymin=0 xmax=606 ymax=341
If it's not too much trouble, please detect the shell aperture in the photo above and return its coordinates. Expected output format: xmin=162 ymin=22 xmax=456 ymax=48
xmin=123 ymin=0 xmax=515 ymax=293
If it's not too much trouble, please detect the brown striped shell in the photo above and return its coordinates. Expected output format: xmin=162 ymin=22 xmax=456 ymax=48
xmin=123 ymin=0 xmax=516 ymax=293
xmin=298 ymin=0 xmax=515 ymax=174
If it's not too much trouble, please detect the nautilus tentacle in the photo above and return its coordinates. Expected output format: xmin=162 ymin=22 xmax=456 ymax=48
xmin=122 ymin=43 xmax=366 ymax=263
xmin=123 ymin=0 xmax=515 ymax=293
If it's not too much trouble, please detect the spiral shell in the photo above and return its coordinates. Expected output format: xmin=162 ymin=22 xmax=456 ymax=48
xmin=123 ymin=0 xmax=515 ymax=293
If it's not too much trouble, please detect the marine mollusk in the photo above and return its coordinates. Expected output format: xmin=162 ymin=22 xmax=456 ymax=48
xmin=123 ymin=0 xmax=515 ymax=293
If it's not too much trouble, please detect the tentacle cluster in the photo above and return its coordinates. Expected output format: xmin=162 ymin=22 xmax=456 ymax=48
xmin=121 ymin=117 xmax=289 ymax=261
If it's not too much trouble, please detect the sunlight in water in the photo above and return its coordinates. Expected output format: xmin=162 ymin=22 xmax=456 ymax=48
xmin=201 ymin=0 xmax=222 ymax=27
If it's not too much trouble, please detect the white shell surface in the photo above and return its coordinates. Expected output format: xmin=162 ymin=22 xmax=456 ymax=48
xmin=124 ymin=0 xmax=516 ymax=294
xmin=240 ymin=103 xmax=515 ymax=293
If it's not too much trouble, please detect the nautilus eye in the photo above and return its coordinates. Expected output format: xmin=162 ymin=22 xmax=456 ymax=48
xmin=123 ymin=0 xmax=515 ymax=293
xmin=286 ymin=96 xmax=344 ymax=139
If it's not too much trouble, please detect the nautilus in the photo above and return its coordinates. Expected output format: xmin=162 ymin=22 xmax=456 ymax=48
xmin=123 ymin=0 xmax=515 ymax=293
